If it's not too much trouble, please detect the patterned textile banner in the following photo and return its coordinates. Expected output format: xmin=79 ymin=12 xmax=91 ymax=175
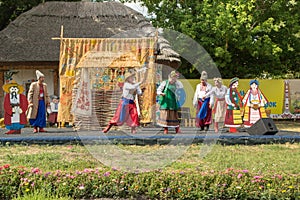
xmin=71 ymin=68 xmax=92 ymax=116
xmin=57 ymin=38 xmax=156 ymax=126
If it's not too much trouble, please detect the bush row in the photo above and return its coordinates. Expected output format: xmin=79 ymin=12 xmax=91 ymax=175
xmin=0 ymin=164 xmax=299 ymax=199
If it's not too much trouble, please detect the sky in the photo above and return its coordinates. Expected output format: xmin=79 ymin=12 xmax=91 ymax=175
xmin=122 ymin=1 xmax=150 ymax=17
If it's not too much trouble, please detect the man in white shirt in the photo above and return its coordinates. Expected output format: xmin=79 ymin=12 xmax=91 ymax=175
xmin=193 ymin=71 xmax=213 ymax=131
xmin=102 ymin=70 xmax=143 ymax=134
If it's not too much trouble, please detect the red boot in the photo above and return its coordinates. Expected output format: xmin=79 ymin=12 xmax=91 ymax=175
xmin=229 ymin=128 xmax=237 ymax=133
xmin=175 ymin=127 xmax=181 ymax=133
xmin=102 ymin=124 xmax=112 ymax=133
xmin=39 ymin=128 xmax=47 ymax=132
xmin=33 ymin=127 xmax=38 ymax=133
xmin=164 ymin=127 xmax=168 ymax=134
xmin=5 ymin=130 xmax=17 ymax=134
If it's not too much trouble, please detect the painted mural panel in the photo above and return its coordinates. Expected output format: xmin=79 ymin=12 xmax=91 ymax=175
xmin=179 ymin=79 xmax=299 ymax=119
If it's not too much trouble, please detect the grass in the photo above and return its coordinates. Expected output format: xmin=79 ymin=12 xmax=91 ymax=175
xmin=1 ymin=143 xmax=299 ymax=175
xmin=275 ymin=120 xmax=300 ymax=131
xmin=12 ymin=190 xmax=71 ymax=200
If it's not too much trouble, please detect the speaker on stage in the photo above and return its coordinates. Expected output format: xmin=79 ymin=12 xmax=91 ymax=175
xmin=247 ymin=118 xmax=278 ymax=135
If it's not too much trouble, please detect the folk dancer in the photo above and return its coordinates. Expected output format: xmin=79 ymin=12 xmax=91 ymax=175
xmin=27 ymin=70 xmax=50 ymax=133
xmin=205 ymin=77 xmax=227 ymax=132
xmin=193 ymin=71 xmax=213 ymax=131
xmin=157 ymin=71 xmax=183 ymax=134
xmin=102 ymin=70 xmax=144 ymax=134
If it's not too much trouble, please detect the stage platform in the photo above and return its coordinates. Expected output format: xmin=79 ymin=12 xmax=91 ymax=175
xmin=0 ymin=127 xmax=300 ymax=145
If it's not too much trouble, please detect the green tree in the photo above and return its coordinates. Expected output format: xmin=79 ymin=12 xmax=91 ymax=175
xmin=0 ymin=0 xmax=81 ymax=31
xmin=123 ymin=0 xmax=300 ymax=78
xmin=1 ymin=0 xmax=299 ymax=78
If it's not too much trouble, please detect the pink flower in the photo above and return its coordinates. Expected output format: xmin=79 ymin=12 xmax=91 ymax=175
xmin=66 ymin=174 xmax=75 ymax=179
xmin=19 ymin=170 xmax=25 ymax=175
xmin=83 ymin=168 xmax=91 ymax=173
xmin=276 ymin=175 xmax=283 ymax=179
xmin=103 ymin=171 xmax=111 ymax=177
xmin=112 ymin=167 xmax=118 ymax=171
xmin=3 ymin=164 xmax=10 ymax=169
xmin=237 ymin=173 xmax=243 ymax=179
xmin=31 ymin=168 xmax=40 ymax=174
xmin=44 ymin=172 xmax=51 ymax=177
xmin=21 ymin=178 xmax=29 ymax=182
xmin=242 ymin=170 xmax=249 ymax=173
xmin=254 ymin=176 xmax=262 ymax=179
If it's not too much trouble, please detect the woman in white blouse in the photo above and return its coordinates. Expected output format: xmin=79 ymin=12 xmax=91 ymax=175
xmin=206 ymin=78 xmax=227 ymax=132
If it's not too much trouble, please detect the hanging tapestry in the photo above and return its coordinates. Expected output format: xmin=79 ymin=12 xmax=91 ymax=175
xmin=57 ymin=37 xmax=157 ymax=128
xmin=71 ymin=68 xmax=92 ymax=116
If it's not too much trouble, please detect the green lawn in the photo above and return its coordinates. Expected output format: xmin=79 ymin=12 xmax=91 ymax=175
xmin=1 ymin=143 xmax=299 ymax=174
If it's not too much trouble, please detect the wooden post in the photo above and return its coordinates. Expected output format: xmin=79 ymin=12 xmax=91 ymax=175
xmin=0 ymin=71 xmax=4 ymax=118
xmin=53 ymin=69 xmax=59 ymax=96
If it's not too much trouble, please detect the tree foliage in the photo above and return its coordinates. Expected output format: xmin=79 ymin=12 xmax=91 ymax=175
xmin=0 ymin=0 xmax=81 ymax=31
xmin=1 ymin=0 xmax=299 ymax=78
xmin=123 ymin=0 xmax=300 ymax=78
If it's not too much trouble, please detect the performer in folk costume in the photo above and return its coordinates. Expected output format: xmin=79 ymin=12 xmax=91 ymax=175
xmin=157 ymin=71 xmax=183 ymax=134
xmin=48 ymin=95 xmax=60 ymax=127
xmin=3 ymin=80 xmax=28 ymax=134
xmin=205 ymin=77 xmax=227 ymax=132
xmin=224 ymin=77 xmax=243 ymax=133
xmin=193 ymin=71 xmax=213 ymax=131
xmin=103 ymin=69 xmax=144 ymax=134
xmin=242 ymin=79 xmax=268 ymax=127
xmin=27 ymin=70 xmax=50 ymax=133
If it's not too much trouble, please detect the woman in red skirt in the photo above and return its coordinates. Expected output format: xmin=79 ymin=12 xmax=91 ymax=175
xmin=102 ymin=70 xmax=143 ymax=134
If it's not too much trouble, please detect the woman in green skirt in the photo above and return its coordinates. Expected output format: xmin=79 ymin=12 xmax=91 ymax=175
xmin=157 ymin=71 xmax=183 ymax=134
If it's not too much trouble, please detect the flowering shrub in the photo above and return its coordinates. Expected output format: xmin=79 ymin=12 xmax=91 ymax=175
xmin=0 ymin=164 xmax=299 ymax=199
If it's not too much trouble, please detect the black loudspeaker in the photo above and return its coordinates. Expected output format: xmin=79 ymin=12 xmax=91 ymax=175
xmin=247 ymin=118 xmax=278 ymax=135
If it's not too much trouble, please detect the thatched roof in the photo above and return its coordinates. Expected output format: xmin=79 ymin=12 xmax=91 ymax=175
xmin=0 ymin=1 xmax=180 ymax=64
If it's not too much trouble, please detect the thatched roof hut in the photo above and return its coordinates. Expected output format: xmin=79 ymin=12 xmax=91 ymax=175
xmin=0 ymin=1 xmax=180 ymax=117
xmin=0 ymin=1 xmax=180 ymax=63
